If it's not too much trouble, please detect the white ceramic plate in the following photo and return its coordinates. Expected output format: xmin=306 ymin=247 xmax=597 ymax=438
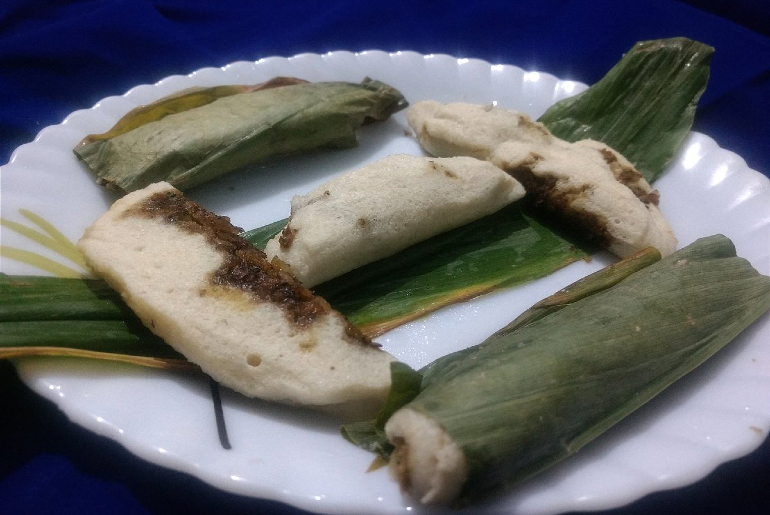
xmin=1 ymin=50 xmax=769 ymax=515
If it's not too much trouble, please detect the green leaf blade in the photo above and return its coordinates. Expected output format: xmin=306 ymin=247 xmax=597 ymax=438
xmin=0 ymin=276 xmax=125 ymax=321
xmin=316 ymin=206 xmax=589 ymax=336
xmin=0 ymin=275 xmax=188 ymax=367
xmin=538 ymin=37 xmax=714 ymax=183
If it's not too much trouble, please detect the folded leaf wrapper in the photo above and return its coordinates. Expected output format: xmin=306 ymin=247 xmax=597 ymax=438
xmin=538 ymin=37 xmax=713 ymax=183
xmin=350 ymin=235 xmax=770 ymax=505
xmin=74 ymin=78 xmax=408 ymax=192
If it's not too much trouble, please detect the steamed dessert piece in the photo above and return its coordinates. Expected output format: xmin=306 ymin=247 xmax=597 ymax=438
xmin=407 ymin=101 xmax=554 ymax=160
xmin=264 ymin=154 xmax=525 ymax=287
xmin=385 ymin=407 xmax=468 ymax=505
xmin=490 ymin=138 xmax=676 ymax=258
xmin=407 ymin=101 xmax=677 ymax=257
xmin=381 ymin=236 xmax=770 ymax=505
xmin=77 ymin=181 xmax=395 ymax=418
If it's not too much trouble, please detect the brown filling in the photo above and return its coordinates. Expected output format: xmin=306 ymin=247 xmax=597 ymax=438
xmin=506 ymin=159 xmax=613 ymax=250
xmin=126 ymin=189 xmax=373 ymax=346
xmin=427 ymin=159 xmax=458 ymax=178
xmin=389 ymin=436 xmax=412 ymax=493
xmin=598 ymin=148 xmax=660 ymax=205
xmin=278 ymin=224 xmax=297 ymax=249
xmin=516 ymin=114 xmax=551 ymax=138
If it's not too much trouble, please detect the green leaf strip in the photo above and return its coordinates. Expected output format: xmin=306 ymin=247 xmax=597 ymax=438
xmin=506 ymin=246 xmax=661 ymax=331
xmin=0 ymin=346 xmax=197 ymax=371
xmin=539 ymin=37 xmax=714 ymax=183
xmin=17 ymin=209 xmax=89 ymax=268
xmin=0 ymin=247 xmax=85 ymax=278
xmin=1 ymin=209 xmax=89 ymax=273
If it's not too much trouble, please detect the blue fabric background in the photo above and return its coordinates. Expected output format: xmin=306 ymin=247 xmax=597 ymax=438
xmin=1 ymin=1 xmax=768 ymax=514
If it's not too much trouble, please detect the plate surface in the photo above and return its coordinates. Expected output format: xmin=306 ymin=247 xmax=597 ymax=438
xmin=1 ymin=50 xmax=769 ymax=515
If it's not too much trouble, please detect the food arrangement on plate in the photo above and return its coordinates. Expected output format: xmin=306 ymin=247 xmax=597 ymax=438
xmin=1 ymin=37 xmax=769 ymax=513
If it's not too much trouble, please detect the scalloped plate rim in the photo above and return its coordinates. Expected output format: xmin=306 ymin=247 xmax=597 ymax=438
xmin=1 ymin=50 xmax=769 ymax=515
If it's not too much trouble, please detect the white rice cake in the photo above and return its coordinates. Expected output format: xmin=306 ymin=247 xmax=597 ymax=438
xmin=407 ymin=101 xmax=677 ymax=258
xmin=77 ymin=182 xmax=395 ymax=418
xmin=407 ymin=100 xmax=552 ymax=159
xmin=385 ymin=407 xmax=468 ymax=505
xmin=264 ymin=154 xmax=525 ymax=287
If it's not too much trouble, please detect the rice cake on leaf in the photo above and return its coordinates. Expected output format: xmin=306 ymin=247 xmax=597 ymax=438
xmin=77 ymin=182 xmax=395 ymax=419
xmin=407 ymin=101 xmax=677 ymax=258
xmin=265 ymin=154 xmax=525 ymax=287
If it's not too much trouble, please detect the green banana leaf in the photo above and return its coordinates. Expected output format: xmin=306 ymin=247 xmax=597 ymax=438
xmin=0 ymin=275 xmax=193 ymax=370
xmin=74 ymin=78 xmax=408 ymax=192
xmin=341 ymin=245 xmax=662 ymax=457
xmin=313 ymin=206 xmax=587 ymax=336
xmin=538 ymin=37 xmax=713 ymax=183
xmin=504 ymin=245 xmax=662 ymax=331
xmin=78 ymin=77 xmax=310 ymax=145
xmin=347 ymin=235 xmax=770 ymax=504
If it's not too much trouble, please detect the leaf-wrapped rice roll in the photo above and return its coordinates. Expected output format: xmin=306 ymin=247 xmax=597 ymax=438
xmin=74 ymin=78 xmax=408 ymax=193
xmin=382 ymin=235 xmax=770 ymax=505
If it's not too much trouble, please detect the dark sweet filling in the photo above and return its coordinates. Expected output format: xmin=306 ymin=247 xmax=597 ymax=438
xmin=125 ymin=188 xmax=373 ymax=346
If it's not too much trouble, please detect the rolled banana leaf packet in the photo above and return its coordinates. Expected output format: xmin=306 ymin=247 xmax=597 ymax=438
xmin=342 ymin=234 xmax=770 ymax=506
xmin=73 ymin=77 xmax=408 ymax=193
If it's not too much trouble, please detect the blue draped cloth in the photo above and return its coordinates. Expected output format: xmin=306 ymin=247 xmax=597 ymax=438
xmin=1 ymin=1 xmax=768 ymax=514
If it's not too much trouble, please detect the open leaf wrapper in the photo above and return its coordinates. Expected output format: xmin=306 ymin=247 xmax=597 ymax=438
xmin=538 ymin=37 xmax=713 ymax=183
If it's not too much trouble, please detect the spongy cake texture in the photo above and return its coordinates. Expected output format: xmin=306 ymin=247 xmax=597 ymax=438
xmin=77 ymin=182 xmax=395 ymax=418
xmin=385 ymin=407 xmax=468 ymax=505
xmin=265 ymin=154 xmax=525 ymax=287
xmin=407 ymin=101 xmax=677 ymax=258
